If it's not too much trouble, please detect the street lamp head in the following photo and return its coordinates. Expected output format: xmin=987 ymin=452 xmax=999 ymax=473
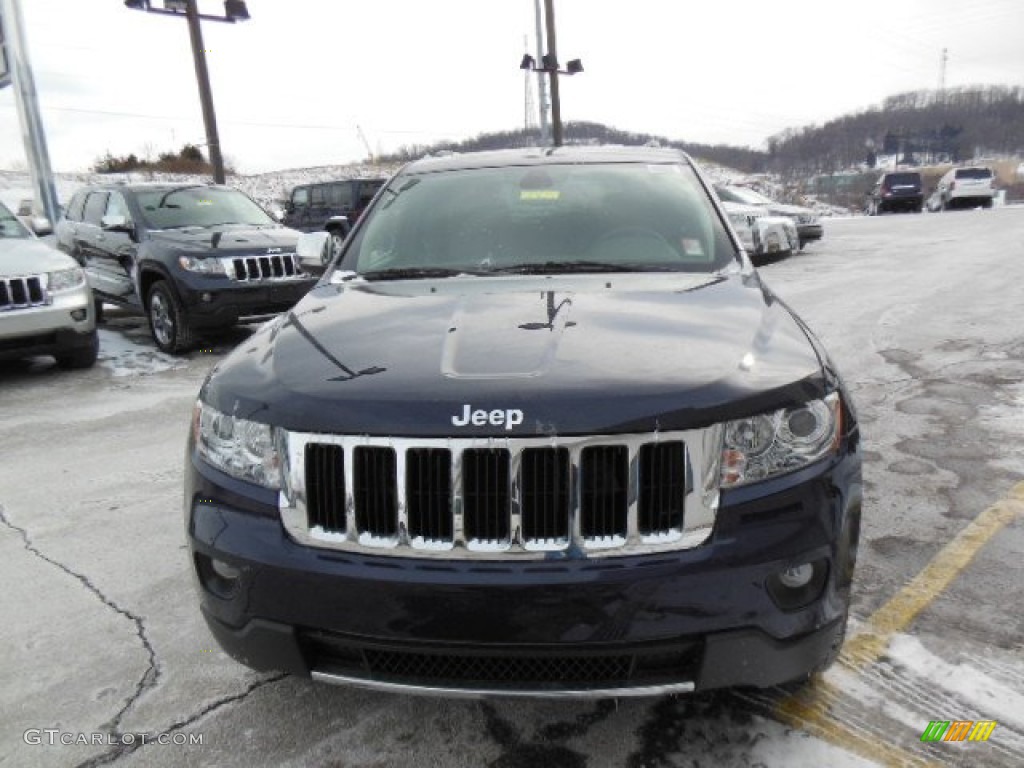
xmin=123 ymin=0 xmax=150 ymax=9
xmin=224 ymin=0 xmax=250 ymax=21
xmin=164 ymin=0 xmax=187 ymax=12
xmin=566 ymin=59 xmax=583 ymax=75
xmin=541 ymin=53 xmax=558 ymax=71
xmin=520 ymin=54 xmax=535 ymax=71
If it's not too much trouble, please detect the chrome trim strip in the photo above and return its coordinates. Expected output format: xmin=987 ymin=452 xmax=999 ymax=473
xmin=309 ymin=670 xmax=696 ymax=699
xmin=279 ymin=429 xmax=719 ymax=560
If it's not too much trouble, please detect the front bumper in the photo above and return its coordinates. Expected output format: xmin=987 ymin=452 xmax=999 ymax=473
xmin=173 ymin=274 xmax=317 ymax=330
xmin=0 ymin=287 xmax=96 ymax=361
xmin=797 ymin=223 xmax=824 ymax=245
xmin=184 ymin=447 xmax=861 ymax=697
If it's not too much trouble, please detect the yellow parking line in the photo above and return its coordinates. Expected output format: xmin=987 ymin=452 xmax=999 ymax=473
xmin=772 ymin=480 xmax=1024 ymax=768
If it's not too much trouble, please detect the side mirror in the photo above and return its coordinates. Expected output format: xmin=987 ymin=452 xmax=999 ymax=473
xmin=285 ymin=202 xmax=296 ymax=213
xmin=30 ymin=217 xmax=53 ymax=236
xmin=101 ymin=214 xmax=132 ymax=233
xmin=296 ymin=231 xmax=332 ymax=272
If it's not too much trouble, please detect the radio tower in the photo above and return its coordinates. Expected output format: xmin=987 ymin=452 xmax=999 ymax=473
xmin=938 ymin=48 xmax=948 ymax=94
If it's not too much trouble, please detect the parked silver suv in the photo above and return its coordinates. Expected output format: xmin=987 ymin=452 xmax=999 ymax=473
xmin=0 ymin=200 xmax=98 ymax=368
xmin=933 ymin=166 xmax=995 ymax=210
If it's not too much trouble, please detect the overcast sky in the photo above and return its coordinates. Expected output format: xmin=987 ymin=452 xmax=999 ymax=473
xmin=2 ymin=0 xmax=1022 ymax=174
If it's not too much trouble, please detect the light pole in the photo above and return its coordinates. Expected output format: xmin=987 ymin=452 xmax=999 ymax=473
xmin=124 ymin=1 xmax=250 ymax=184
xmin=519 ymin=0 xmax=581 ymax=147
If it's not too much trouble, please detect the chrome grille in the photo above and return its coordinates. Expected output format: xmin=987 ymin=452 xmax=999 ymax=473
xmin=224 ymin=253 xmax=302 ymax=281
xmin=283 ymin=430 xmax=722 ymax=560
xmin=0 ymin=274 xmax=48 ymax=311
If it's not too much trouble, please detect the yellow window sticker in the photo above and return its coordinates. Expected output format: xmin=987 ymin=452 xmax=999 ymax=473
xmin=520 ymin=189 xmax=561 ymax=201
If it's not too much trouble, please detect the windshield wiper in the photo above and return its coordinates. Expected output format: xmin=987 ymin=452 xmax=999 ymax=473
xmin=359 ymin=266 xmax=477 ymax=281
xmin=491 ymin=260 xmax=664 ymax=275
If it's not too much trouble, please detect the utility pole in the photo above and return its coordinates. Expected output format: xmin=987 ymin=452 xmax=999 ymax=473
xmin=1 ymin=0 xmax=60 ymax=225
xmin=937 ymin=48 xmax=948 ymax=95
xmin=543 ymin=0 xmax=563 ymax=146
xmin=184 ymin=0 xmax=225 ymax=183
xmin=125 ymin=0 xmax=250 ymax=185
xmin=533 ymin=0 xmax=549 ymax=142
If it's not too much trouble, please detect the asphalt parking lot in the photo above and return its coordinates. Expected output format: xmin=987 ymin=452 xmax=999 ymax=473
xmin=1 ymin=207 xmax=1022 ymax=768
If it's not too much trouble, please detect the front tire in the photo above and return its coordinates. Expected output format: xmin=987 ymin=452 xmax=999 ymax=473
xmin=56 ymin=330 xmax=99 ymax=370
xmin=147 ymin=281 xmax=194 ymax=354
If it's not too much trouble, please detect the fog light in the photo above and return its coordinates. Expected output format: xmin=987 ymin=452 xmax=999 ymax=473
xmin=766 ymin=558 xmax=829 ymax=611
xmin=194 ymin=553 xmax=241 ymax=599
xmin=779 ymin=563 xmax=814 ymax=588
xmin=211 ymin=558 xmax=240 ymax=581
xmin=201 ymin=292 xmax=213 ymax=303
xmin=71 ymin=308 xmax=87 ymax=321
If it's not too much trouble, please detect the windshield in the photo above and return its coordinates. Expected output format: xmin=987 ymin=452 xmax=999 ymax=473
xmin=0 ymin=202 xmax=33 ymax=239
xmin=954 ymin=168 xmax=992 ymax=180
xmin=341 ymin=163 xmax=737 ymax=278
xmin=715 ymin=186 xmax=775 ymax=206
xmin=134 ymin=186 xmax=275 ymax=229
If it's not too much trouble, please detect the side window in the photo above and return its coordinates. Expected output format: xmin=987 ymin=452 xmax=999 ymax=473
xmin=310 ymin=185 xmax=326 ymax=205
xmin=65 ymin=191 xmax=88 ymax=222
xmin=82 ymin=191 xmax=109 ymax=226
xmin=105 ymin=192 xmax=132 ymax=223
xmin=291 ymin=187 xmax=309 ymax=207
xmin=328 ymin=182 xmax=351 ymax=207
xmin=356 ymin=182 xmax=380 ymax=207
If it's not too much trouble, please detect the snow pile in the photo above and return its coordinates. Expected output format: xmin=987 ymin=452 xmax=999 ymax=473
xmin=96 ymin=328 xmax=186 ymax=378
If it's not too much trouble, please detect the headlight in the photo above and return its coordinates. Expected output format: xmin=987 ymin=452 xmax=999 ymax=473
xmin=193 ymin=401 xmax=282 ymax=488
xmin=179 ymin=255 xmax=226 ymax=275
xmin=720 ymin=392 xmax=841 ymax=488
xmin=48 ymin=266 xmax=85 ymax=292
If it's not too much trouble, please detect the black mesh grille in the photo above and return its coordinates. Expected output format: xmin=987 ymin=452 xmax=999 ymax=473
xmin=354 ymin=447 xmax=397 ymax=536
xmin=406 ymin=448 xmax=452 ymax=542
xmin=302 ymin=631 xmax=702 ymax=689
xmin=305 ymin=444 xmax=345 ymax=532
xmin=365 ymin=650 xmax=630 ymax=684
xmin=580 ymin=446 xmax=628 ymax=538
xmin=521 ymin=447 xmax=570 ymax=541
xmin=639 ymin=442 xmax=687 ymax=534
xmin=462 ymin=449 xmax=510 ymax=542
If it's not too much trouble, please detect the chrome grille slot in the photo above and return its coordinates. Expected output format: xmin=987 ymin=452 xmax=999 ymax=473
xmin=580 ymin=446 xmax=628 ymax=540
xmin=462 ymin=449 xmax=510 ymax=545
xmin=639 ymin=442 xmax=687 ymax=534
xmin=406 ymin=448 xmax=452 ymax=543
xmin=282 ymin=430 xmax=718 ymax=560
xmin=0 ymin=275 xmax=48 ymax=310
xmin=305 ymin=443 xmax=345 ymax=533
xmin=521 ymin=447 xmax=569 ymax=544
xmin=227 ymin=253 xmax=301 ymax=281
xmin=354 ymin=447 xmax=397 ymax=537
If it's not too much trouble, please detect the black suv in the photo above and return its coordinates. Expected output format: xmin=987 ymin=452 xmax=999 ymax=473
xmin=56 ymin=183 xmax=317 ymax=353
xmin=282 ymin=178 xmax=387 ymax=252
xmin=866 ymin=171 xmax=923 ymax=214
xmin=186 ymin=146 xmax=862 ymax=697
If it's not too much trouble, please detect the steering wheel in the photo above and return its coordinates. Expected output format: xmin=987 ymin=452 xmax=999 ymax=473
xmin=587 ymin=226 xmax=679 ymax=263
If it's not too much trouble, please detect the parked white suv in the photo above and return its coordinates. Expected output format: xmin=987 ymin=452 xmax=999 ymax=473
xmin=934 ymin=166 xmax=995 ymax=211
xmin=721 ymin=202 xmax=799 ymax=262
xmin=0 ymin=200 xmax=98 ymax=368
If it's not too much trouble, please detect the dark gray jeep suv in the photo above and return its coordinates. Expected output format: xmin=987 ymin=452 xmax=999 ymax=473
xmin=186 ymin=147 xmax=862 ymax=698
xmin=56 ymin=183 xmax=317 ymax=353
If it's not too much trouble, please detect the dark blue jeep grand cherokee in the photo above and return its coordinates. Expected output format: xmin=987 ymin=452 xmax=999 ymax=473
xmin=184 ymin=146 xmax=862 ymax=698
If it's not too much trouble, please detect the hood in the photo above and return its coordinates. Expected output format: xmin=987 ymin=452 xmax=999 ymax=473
xmin=767 ymin=202 xmax=814 ymax=218
xmin=203 ymin=272 xmax=827 ymax=437
xmin=146 ymin=225 xmax=299 ymax=256
xmin=0 ymin=236 xmax=80 ymax=275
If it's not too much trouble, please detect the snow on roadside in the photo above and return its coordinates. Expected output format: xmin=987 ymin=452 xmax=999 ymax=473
xmin=96 ymin=328 xmax=186 ymax=377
